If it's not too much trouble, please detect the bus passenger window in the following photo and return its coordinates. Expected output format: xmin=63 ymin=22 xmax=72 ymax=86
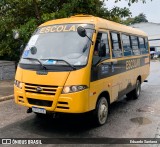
xmin=110 ymin=32 xmax=122 ymax=58
xmin=93 ymin=32 xmax=110 ymax=58
xmin=144 ymin=38 xmax=149 ymax=54
xmin=139 ymin=37 xmax=146 ymax=54
xmin=122 ymin=34 xmax=132 ymax=56
xmin=131 ymin=36 xmax=140 ymax=55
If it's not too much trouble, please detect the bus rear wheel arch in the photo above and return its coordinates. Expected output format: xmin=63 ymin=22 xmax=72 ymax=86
xmin=126 ymin=76 xmax=141 ymax=100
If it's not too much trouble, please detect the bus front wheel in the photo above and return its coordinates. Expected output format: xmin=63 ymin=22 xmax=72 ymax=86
xmin=94 ymin=97 xmax=108 ymax=126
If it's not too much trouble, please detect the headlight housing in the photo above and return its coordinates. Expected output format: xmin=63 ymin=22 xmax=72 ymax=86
xmin=14 ymin=80 xmax=23 ymax=89
xmin=62 ymin=85 xmax=88 ymax=94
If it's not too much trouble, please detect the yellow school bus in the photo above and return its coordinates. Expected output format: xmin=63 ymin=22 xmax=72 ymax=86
xmin=14 ymin=14 xmax=150 ymax=125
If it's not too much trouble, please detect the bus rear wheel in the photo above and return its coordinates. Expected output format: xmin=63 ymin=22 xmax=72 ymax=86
xmin=94 ymin=97 xmax=108 ymax=126
xmin=127 ymin=79 xmax=141 ymax=100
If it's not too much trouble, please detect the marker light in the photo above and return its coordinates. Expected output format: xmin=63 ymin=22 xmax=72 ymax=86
xmin=14 ymin=80 xmax=23 ymax=89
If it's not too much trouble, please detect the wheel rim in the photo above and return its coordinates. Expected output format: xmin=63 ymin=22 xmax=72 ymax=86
xmin=98 ymin=98 xmax=108 ymax=125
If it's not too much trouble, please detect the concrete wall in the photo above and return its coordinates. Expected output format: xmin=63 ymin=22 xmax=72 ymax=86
xmin=130 ymin=22 xmax=160 ymax=47
xmin=131 ymin=22 xmax=160 ymax=36
xmin=0 ymin=61 xmax=15 ymax=80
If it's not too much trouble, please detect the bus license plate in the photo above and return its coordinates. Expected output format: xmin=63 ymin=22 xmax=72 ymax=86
xmin=32 ymin=107 xmax=46 ymax=114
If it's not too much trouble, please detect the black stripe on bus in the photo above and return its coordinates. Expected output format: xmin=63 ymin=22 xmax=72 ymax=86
xmin=91 ymin=56 xmax=149 ymax=82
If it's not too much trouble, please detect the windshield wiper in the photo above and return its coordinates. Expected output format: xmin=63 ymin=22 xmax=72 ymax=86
xmin=42 ymin=58 xmax=76 ymax=70
xmin=23 ymin=57 xmax=47 ymax=70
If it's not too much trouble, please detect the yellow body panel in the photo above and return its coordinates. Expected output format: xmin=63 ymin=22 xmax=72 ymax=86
xmin=15 ymin=67 xmax=70 ymax=86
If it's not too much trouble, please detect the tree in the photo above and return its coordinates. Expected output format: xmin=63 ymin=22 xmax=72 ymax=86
xmin=114 ymin=0 xmax=151 ymax=6
xmin=134 ymin=13 xmax=148 ymax=23
xmin=0 ymin=0 xmax=151 ymax=61
xmin=123 ymin=13 xmax=148 ymax=25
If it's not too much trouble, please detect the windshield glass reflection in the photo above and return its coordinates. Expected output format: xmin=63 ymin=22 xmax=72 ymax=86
xmin=20 ymin=24 xmax=94 ymax=66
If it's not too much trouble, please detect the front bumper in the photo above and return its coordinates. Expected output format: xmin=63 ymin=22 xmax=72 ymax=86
xmin=14 ymin=84 xmax=89 ymax=113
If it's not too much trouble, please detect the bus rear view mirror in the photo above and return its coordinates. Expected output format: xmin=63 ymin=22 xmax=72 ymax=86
xmin=77 ymin=26 xmax=87 ymax=37
xmin=13 ymin=30 xmax=20 ymax=40
xmin=77 ymin=26 xmax=94 ymax=45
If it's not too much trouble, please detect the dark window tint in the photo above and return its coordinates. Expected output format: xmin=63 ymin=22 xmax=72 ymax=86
xmin=122 ymin=34 xmax=132 ymax=56
xmin=111 ymin=32 xmax=122 ymax=58
xmin=139 ymin=37 xmax=146 ymax=54
xmin=93 ymin=32 xmax=110 ymax=58
xmin=144 ymin=38 xmax=149 ymax=54
xmin=101 ymin=33 xmax=110 ymax=58
xmin=131 ymin=36 xmax=140 ymax=55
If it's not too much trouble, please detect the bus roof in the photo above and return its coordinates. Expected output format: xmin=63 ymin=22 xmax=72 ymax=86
xmin=39 ymin=14 xmax=147 ymax=37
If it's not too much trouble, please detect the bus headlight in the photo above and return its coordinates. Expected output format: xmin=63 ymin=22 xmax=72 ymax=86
xmin=62 ymin=85 xmax=88 ymax=94
xmin=14 ymin=80 xmax=23 ymax=89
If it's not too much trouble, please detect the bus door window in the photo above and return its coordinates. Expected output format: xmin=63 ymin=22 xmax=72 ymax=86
xmin=122 ymin=34 xmax=132 ymax=56
xmin=93 ymin=32 xmax=110 ymax=58
xmin=100 ymin=33 xmax=110 ymax=58
xmin=94 ymin=33 xmax=102 ymax=56
xmin=110 ymin=32 xmax=122 ymax=58
xmin=131 ymin=36 xmax=141 ymax=55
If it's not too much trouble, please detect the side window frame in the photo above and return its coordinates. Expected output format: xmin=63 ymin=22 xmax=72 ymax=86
xmin=130 ymin=35 xmax=141 ymax=56
xmin=144 ymin=37 xmax=149 ymax=54
xmin=138 ymin=37 xmax=146 ymax=54
xmin=93 ymin=31 xmax=110 ymax=59
xmin=121 ymin=33 xmax=133 ymax=56
xmin=110 ymin=31 xmax=123 ymax=58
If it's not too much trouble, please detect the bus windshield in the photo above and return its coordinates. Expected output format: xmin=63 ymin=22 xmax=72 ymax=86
xmin=20 ymin=24 xmax=94 ymax=66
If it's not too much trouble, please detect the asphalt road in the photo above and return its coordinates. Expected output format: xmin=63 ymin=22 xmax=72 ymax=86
xmin=0 ymin=61 xmax=160 ymax=146
xmin=0 ymin=80 xmax=14 ymax=97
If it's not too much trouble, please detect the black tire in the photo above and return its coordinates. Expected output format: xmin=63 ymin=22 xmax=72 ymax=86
xmin=94 ymin=97 xmax=109 ymax=126
xmin=126 ymin=91 xmax=133 ymax=99
xmin=126 ymin=79 xmax=141 ymax=100
xmin=132 ymin=79 xmax=141 ymax=99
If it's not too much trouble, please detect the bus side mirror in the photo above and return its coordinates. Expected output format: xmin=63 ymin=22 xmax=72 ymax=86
xmin=13 ymin=30 xmax=25 ymax=56
xmin=13 ymin=30 xmax=20 ymax=40
xmin=77 ymin=26 xmax=87 ymax=37
xmin=99 ymin=43 xmax=106 ymax=57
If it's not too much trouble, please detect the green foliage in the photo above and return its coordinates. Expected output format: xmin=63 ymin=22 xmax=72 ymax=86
xmin=0 ymin=0 xmax=40 ymax=61
xmin=0 ymin=0 xmax=150 ymax=61
xmin=123 ymin=13 xmax=148 ymax=25
xmin=115 ymin=0 xmax=151 ymax=6
xmin=134 ymin=13 xmax=148 ymax=23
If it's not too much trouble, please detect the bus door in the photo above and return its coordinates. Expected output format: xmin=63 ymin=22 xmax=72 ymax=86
xmin=89 ymin=31 xmax=112 ymax=109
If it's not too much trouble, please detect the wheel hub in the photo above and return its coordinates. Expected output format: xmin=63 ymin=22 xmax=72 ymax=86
xmin=99 ymin=102 xmax=108 ymax=123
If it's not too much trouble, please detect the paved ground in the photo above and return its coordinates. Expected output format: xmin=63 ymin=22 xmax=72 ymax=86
xmin=0 ymin=80 xmax=14 ymax=101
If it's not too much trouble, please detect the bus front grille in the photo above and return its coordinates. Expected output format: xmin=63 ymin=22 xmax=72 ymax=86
xmin=25 ymin=83 xmax=58 ymax=95
xmin=27 ymin=98 xmax=53 ymax=107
